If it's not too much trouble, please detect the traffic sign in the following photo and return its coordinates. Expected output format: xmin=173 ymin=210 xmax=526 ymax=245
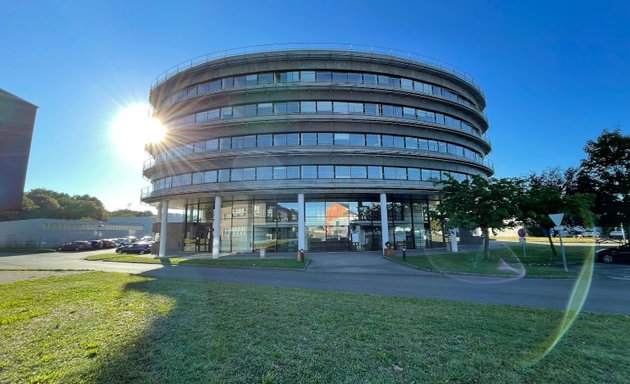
xmin=517 ymin=228 xmax=526 ymax=238
xmin=549 ymin=213 xmax=564 ymax=227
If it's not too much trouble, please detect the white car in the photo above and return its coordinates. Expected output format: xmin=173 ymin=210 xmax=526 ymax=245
xmin=578 ymin=230 xmax=600 ymax=237
xmin=609 ymin=227 xmax=625 ymax=239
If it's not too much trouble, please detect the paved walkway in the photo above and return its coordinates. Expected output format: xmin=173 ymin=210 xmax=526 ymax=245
xmin=1 ymin=248 xmax=629 ymax=315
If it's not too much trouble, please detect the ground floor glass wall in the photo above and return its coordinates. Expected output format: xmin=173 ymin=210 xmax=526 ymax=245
xmin=182 ymin=195 xmax=441 ymax=253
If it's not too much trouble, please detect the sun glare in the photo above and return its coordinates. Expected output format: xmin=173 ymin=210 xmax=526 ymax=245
xmin=111 ymin=103 xmax=165 ymax=164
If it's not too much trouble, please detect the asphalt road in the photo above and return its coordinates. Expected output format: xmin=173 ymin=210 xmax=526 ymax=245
xmin=1 ymin=249 xmax=629 ymax=315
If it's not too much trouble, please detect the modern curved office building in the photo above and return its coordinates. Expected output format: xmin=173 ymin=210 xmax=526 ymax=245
xmin=141 ymin=47 xmax=492 ymax=256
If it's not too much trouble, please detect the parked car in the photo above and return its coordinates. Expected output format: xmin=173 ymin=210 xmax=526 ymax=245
xmin=115 ymin=242 xmax=152 ymax=255
xmin=576 ymin=229 xmax=600 ymax=238
xmin=88 ymin=240 xmax=103 ymax=249
xmin=100 ymin=239 xmax=117 ymax=248
xmin=596 ymin=243 xmax=630 ymax=264
xmin=57 ymin=241 xmax=93 ymax=252
xmin=609 ymin=227 xmax=626 ymax=240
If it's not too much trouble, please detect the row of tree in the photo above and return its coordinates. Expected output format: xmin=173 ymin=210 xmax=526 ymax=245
xmin=438 ymin=129 xmax=629 ymax=258
xmin=0 ymin=189 xmax=154 ymax=222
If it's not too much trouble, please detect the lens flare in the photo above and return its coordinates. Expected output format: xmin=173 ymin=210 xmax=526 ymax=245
xmin=110 ymin=103 xmax=165 ymax=164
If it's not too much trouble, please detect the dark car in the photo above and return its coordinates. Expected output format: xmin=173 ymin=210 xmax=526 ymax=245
xmin=57 ymin=241 xmax=93 ymax=252
xmin=115 ymin=242 xmax=152 ymax=255
xmin=100 ymin=239 xmax=116 ymax=249
xmin=88 ymin=240 xmax=103 ymax=249
xmin=596 ymin=243 xmax=630 ymax=264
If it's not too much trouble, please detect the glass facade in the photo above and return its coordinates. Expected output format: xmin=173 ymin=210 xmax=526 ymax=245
xmin=182 ymin=195 xmax=436 ymax=253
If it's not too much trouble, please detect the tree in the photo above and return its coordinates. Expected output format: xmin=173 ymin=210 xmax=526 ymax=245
xmin=107 ymin=209 xmax=155 ymax=218
xmin=437 ymin=175 xmax=522 ymax=259
xmin=578 ymin=129 xmax=630 ymax=231
xmin=0 ymin=189 xmax=107 ymax=221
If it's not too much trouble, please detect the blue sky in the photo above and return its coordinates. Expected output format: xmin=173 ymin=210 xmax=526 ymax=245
xmin=1 ymin=0 xmax=628 ymax=211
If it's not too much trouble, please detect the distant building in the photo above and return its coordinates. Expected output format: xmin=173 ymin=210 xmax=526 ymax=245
xmin=0 ymin=217 xmax=156 ymax=248
xmin=0 ymin=89 xmax=37 ymax=212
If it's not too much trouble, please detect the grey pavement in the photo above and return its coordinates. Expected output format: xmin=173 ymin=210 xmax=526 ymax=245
xmin=1 ymin=248 xmax=629 ymax=315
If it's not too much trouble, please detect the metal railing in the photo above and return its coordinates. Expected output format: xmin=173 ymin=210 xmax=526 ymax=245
xmin=150 ymin=43 xmax=484 ymax=96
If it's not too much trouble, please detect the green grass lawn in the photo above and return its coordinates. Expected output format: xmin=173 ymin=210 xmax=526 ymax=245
xmin=394 ymin=244 xmax=595 ymax=277
xmin=85 ymin=254 xmax=307 ymax=269
xmin=0 ymin=272 xmax=627 ymax=383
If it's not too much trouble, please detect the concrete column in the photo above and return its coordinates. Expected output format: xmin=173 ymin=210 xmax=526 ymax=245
xmin=158 ymin=200 xmax=169 ymax=257
xmin=212 ymin=195 xmax=222 ymax=259
xmin=380 ymin=193 xmax=389 ymax=253
xmin=298 ymin=193 xmax=305 ymax=251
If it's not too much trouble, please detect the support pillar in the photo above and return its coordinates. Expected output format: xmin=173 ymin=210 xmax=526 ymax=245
xmin=380 ymin=193 xmax=389 ymax=254
xmin=298 ymin=193 xmax=305 ymax=252
xmin=158 ymin=200 xmax=169 ymax=257
xmin=212 ymin=195 xmax=221 ymax=259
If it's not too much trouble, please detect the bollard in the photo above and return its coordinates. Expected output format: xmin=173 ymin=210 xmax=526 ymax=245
xmin=259 ymin=248 xmax=266 ymax=258
xmin=297 ymin=249 xmax=304 ymax=262
xmin=402 ymin=246 xmax=407 ymax=261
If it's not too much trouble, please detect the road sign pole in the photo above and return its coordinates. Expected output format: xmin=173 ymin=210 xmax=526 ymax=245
xmin=558 ymin=227 xmax=568 ymax=272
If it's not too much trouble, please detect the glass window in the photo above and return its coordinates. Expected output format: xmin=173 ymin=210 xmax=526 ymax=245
xmin=206 ymin=139 xmax=218 ymax=150
xmin=301 ymin=71 xmax=316 ymax=82
xmin=218 ymin=169 xmax=230 ymax=182
xmin=287 ymin=101 xmax=300 ymax=114
xmin=427 ymin=140 xmax=438 ymax=151
xmin=243 ymin=135 xmax=257 ymax=148
xmin=348 ymin=103 xmax=363 ymax=114
xmin=301 ymin=101 xmax=316 ymax=113
xmin=381 ymin=104 xmax=394 ymax=117
xmin=332 ymin=72 xmax=348 ymax=83
xmin=435 ymin=113 xmax=445 ymax=125
xmin=258 ymin=134 xmax=272 ymax=147
xmin=274 ymin=167 xmax=287 ymax=180
xmin=405 ymin=137 xmax=418 ymax=149
xmin=301 ymin=133 xmax=317 ymax=145
xmin=164 ymin=176 xmax=173 ymax=188
xmin=318 ymin=133 xmax=333 ymax=145
xmin=333 ymin=102 xmax=349 ymax=114
xmin=364 ymin=103 xmax=378 ymax=115
xmin=417 ymin=110 xmax=435 ymax=122
xmin=318 ymin=165 xmax=334 ymax=178
xmin=220 ymin=137 xmax=231 ymax=150
xmin=334 ymin=133 xmax=350 ymax=145
xmin=257 ymin=167 xmax=272 ymax=180
xmin=194 ymin=141 xmax=206 ymax=153
xmin=366 ymin=134 xmax=381 ymax=147
xmin=396 ymin=168 xmax=407 ymax=180
xmin=274 ymin=102 xmax=287 ymax=115
xmin=208 ymin=79 xmax=222 ymax=91
xmin=233 ymin=105 xmax=245 ymax=118
xmin=258 ymin=73 xmax=273 ymax=85
xmin=438 ymin=142 xmax=448 ymax=153
xmin=193 ymin=172 xmax=204 ymax=184
xmin=233 ymin=76 xmax=246 ymax=87
xmin=393 ymin=136 xmax=405 ymax=148
xmin=316 ymin=71 xmax=332 ymax=82
xmin=363 ymin=73 xmax=376 ymax=85
xmin=243 ymin=168 xmax=256 ymax=180
xmin=286 ymin=166 xmax=300 ymax=179
xmin=231 ymin=136 xmax=244 ymax=149
xmin=274 ymin=134 xmax=286 ymax=146
xmin=221 ymin=106 xmax=233 ymax=118
xmin=317 ymin=101 xmax=332 ymax=113
xmin=244 ymin=104 xmax=257 ymax=117
xmin=383 ymin=167 xmax=396 ymax=179
xmin=350 ymin=134 xmax=365 ymax=146
xmin=382 ymin=135 xmax=394 ymax=147
xmin=377 ymin=75 xmax=390 ymax=86
xmin=408 ymin=168 xmax=421 ymax=181
xmin=432 ymin=85 xmax=443 ymax=96
xmin=392 ymin=106 xmax=403 ymax=118
xmin=208 ymin=109 xmax=220 ymax=120
xmin=258 ymin=103 xmax=273 ymax=115
xmin=245 ymin=74 xmax=258 ymax=86
xmin=203 ymin=171 xmax=217 ymax=183
xmin=445 ymin=115 xmax=460 ymax=128
xmin=335 ymin=166 xmax=351 ymax=178
xmin=368 ymin=166 xmax=382 ymax=179
xmin=286 ymin=71 xmax=300 ymax=82
xmin=421 ymin=169 xmax=431 ymax=181
xmin=403 ymin=107 xmax=416 ymax=119
xmin=418 ymin=139 xmax=429 ymax=151
xmin=351 ymin=166 xmax=367 ymax=178
xmin=401 ymin=78 xmax=413 ymax=90
xmin=347 ymin=73 xmax=362 ymax=83
xmin=231 ymin=168 xmax=243 ymax=181
xmin=196 ymin=112 xmax=208 ymax=122
xmin=448 ymin=144 xmax=464 ymax=156
xmin=287 ymin=133 xmax=299 ymax=146
xmin=301 ymin=165 xmax=317 ymax=179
